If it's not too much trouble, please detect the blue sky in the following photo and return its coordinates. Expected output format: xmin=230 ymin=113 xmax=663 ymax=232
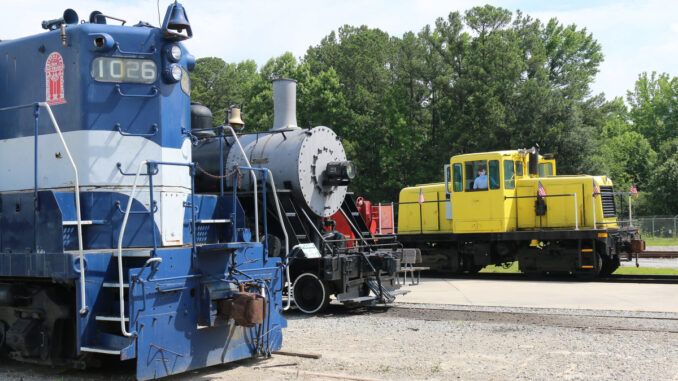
xmin=5 ymin=0 xmax=676 ymax=100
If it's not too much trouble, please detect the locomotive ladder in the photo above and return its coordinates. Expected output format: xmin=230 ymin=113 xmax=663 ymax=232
xmin=341 ymin=196 xmax=373 ymax=239
xmin=277 ymin=192 xmax=313 ymax=244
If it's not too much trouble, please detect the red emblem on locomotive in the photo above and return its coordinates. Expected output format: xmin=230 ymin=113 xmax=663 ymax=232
xmin=45 ymin=52 xmax=66 ymax=105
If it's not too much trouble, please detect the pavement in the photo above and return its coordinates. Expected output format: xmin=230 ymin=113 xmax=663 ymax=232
xmin=397 ymin=277 xmax=678 ymax=313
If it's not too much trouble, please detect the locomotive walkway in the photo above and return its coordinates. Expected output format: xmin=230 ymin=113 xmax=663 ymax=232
xmin=397 ymin=277 xmax=678 ymax=313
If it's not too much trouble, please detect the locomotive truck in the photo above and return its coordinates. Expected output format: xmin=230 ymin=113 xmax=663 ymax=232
xmin=396 ymin=148 xmax=645 ymax=277
xmin=0 ymin=4 xmax=286 ymax=379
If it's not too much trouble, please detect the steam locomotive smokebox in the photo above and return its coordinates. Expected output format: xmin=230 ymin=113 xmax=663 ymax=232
xmin=193 ymin=79 xmax=353 ymax=217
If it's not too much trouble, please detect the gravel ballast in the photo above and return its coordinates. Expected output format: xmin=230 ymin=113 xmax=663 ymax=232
xmin=1 ymin=302 xmax=676 ymax=380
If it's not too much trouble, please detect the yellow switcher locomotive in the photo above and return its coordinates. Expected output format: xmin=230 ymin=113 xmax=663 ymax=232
xmin=397 ymin=148 xmax=644 ymax=277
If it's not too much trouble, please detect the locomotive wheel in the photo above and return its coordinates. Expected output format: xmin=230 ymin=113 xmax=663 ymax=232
xmin=599 ymin=255 xmax=620 ymax=276
xmin=292 ymin=273 xmax=330 ymax=314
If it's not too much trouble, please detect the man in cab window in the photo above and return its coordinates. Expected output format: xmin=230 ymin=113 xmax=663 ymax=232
xmin=473 ymin=167 xmax=488 ymax=190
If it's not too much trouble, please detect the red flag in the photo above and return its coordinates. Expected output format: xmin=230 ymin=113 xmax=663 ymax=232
xmin=418 ymin=188 xmax=425 ymax=205
xmin=630 ymin=182 xmax=638 ymax=198
xmin=537 ymin=181 xmax=546 ymax=198
xmin=592 ymin=179 xmax=600 ymax=198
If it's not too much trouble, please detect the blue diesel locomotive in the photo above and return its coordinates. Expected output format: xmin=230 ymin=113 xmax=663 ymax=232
xmin=0 ymin=3 xmax=286 ymax=379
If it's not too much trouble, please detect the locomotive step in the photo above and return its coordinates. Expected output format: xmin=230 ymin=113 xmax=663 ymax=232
xmin=193 ymin=218 xmax=230 ymax=224
xmin=95 ymin=315 xmax=129 ymax=322
xmin=102 ymin=282 xmax=129 ymax=288
xmin=63 ymin=220 xmax=106 ymax=226
xmin=346 ymin=295 xmax=378 ymax=303
xmin=80 ymin=346 xmax=121 ymax=355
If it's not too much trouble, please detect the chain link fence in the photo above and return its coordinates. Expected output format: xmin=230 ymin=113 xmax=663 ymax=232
xmin=636 ymin=216 xmax=678 ymax=238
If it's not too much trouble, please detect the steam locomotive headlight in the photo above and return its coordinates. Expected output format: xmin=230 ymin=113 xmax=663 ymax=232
xmin=344 ymin=161 xmax=357 ymax=180
xmin=164 ymin=63 xmax=183 ymax=83
xmin=167 ymin=45 xmax=182 ymax=62
xmin=323 ymin=161 xmax=357 ymax=186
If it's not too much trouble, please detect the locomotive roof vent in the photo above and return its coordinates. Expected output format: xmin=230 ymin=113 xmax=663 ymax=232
xmin=271 ymin=78 xmax=300 ymax=131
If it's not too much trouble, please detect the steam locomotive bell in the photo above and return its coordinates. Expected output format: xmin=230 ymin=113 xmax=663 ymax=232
xmin=193 ymin=78 xmax=355 ymax=217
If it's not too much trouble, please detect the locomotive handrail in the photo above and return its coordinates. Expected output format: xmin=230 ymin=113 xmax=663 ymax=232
xmin=0 ymin=102 xmax=88 ymax=315
xmin=225 ymin=126 xmax=259 ymax=239
xmin=116 ymin=161 xmax=157 ymax=176
xmin=114 ymin=122 xmax=159 ymax=137
xmin=234 ymin=166 xmax=270 ymax=262
xmin=114 ymin=84 xmax=159 ymax=98
xmin=39 ymin=103 xmax=88 ymax=315
xmin=113 ymin=42 xmax=156 ymax=56
xmin=116 ymin=160 xmax=149 ymax=337
xmin=261 ymin=169 xmax=292 ymax=311
xmin=115 ymin=200 xmax=158 ymax=214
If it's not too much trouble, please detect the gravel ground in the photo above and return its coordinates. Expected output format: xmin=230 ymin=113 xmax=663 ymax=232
xmin=2 ymin=302 xmax=677 ymax=381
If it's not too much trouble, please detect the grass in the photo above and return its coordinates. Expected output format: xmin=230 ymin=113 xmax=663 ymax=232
xmin=612 ymin=266 xmax=678 ymax=275
xmin=479 ymin=261 xmax=678 ymax=275
xmin=643 ymin=237 xmax=678 ymax=246
xmin=479 ymin=262 xmax=521 ymax=273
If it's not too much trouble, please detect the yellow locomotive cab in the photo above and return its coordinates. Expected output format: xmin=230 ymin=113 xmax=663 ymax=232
xmin=398 ymin=150 xmax=617 ymax=234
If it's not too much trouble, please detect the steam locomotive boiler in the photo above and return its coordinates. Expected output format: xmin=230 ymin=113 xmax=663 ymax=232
xmin=0 ymin=4 xmax=285 ymax=379
xmin=193 ymin=79 xmax=405 ymax=313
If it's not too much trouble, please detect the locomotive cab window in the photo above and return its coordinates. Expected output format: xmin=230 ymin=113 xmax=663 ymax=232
xmin=515 ymin=161 xmax=523 ymax=177
xmin=539 ymin=162 xmax=553 ymax=177
xmin=91 ymin=57 xmax=157 ymax=84
xmin=465 ymin=160 xmax=498 ymax=191
xmin=488 ymin=160 xmax=500 ymax=189
xmin=453 ymin=163 xmax=463 ymax=192
xmin=504 ymin=160 xmax=515 ymax=189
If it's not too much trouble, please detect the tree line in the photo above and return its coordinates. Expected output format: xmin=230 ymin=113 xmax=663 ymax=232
xmin=190 ymin=5 xmax=678 ymax=215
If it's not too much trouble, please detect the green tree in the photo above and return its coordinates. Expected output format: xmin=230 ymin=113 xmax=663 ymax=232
xmin=627 ymin=72 xmax=678 ymax=149
xmin=190 ymin=57 xmax=257 ymax=125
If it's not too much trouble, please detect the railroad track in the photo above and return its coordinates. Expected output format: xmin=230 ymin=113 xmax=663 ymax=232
xmin=385 ymin=304 xmax=678 ymax=334
xmin=600 ymin=274 xmax=678 ymax=283
xmin=638 ymin=250 xmax=678 ymax=258
xmin=424 ymin=272 xmax=678 ymax=284
xmin=305 ymin=303 xmax=678 ymax=334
